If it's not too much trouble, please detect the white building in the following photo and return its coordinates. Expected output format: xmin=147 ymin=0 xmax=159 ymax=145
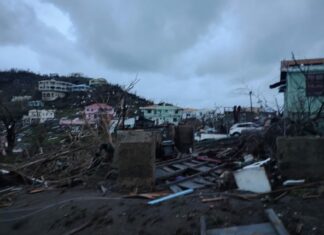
xmin=39 ymin=79 xmax=73 ymax=101
xmin=89 ymin=78 xmax=107 ymax=86
xmin=38 ymin=79 xmax=90 ymax=101
xmin=140 ymin=103 xmax=183 ymax=125
xmin=41 ymin=91 xmax=67 ymax=101
xmin=182 ymin=109 xmax=216 ymax=120
xmin=38 ymin=79 xmax=73 ymax=92
xmin=11 ymin=96 xmax=32 ymax=102
xmin=22 ymin=109 xmax=55 ymax=125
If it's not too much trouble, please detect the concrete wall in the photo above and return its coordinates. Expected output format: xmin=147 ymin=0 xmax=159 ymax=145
xmin=175 ymin=125 xmax=194 ymax=153
xmin=277 ymin=136 xmax=324 ymax=179
xmin=115 ymin=130 xmax=156 ymax=192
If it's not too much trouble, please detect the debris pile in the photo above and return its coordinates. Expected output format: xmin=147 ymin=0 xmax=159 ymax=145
xmin=1 ymin=127 xmax=324 ymax=234
xmin=155 ymin=133 xmax=277 ymax=193
xmin=0 ymin=141 xmax=108 ymax=189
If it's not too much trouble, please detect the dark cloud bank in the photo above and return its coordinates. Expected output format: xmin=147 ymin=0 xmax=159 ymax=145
xmin=1 ymin=0 xmax=324 ymax=108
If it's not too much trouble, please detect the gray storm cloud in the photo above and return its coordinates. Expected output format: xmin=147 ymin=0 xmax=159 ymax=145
xmin=48 ymin=0 xmax=228 ymax=72
xmin=1 ymin=0 xmax=324 ymax=108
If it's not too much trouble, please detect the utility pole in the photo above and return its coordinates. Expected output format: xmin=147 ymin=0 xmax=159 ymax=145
xmin=249 ymin=91 xmax=253 ymax=113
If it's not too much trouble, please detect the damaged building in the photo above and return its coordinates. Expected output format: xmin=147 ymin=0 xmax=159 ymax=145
xmin=270 ymin=58 xmax=324 ymax=130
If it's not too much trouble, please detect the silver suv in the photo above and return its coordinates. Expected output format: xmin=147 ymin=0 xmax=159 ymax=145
xmin=229 ymin=122 xmax=262 ymax=136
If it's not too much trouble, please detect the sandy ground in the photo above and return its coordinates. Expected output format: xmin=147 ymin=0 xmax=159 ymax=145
xmin=1 ymin=186 xmax=324 ymax=235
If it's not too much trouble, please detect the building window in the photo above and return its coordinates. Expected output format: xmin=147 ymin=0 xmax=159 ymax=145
xmin=306 ymin=73 xmax=324 ymax=97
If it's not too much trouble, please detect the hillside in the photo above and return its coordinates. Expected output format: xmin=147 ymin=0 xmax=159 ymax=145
xmin=0 ymin=69 xmax=153 ymax=114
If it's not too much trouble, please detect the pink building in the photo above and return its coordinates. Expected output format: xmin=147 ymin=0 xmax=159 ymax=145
xmin=85 ymin=103 xmax=115 ymax=122
xmin=59 ymin=117 xmax=85 ymax=125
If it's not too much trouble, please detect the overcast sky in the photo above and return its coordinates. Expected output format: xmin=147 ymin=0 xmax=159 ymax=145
xmin=1 ymin=0 xmax=324 ymax=109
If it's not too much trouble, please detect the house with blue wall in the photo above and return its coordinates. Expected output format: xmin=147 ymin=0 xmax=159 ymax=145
xmin=270 ymin=58 xmax=324 ymax=121
xmin=140 ymin=103 xmax=183 ymax=125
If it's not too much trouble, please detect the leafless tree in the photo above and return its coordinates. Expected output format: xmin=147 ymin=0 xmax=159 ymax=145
xmin=0 ymin=99 xmax=27 ymax=154
xmin=114 ymin=76 xmax=140 ymax=132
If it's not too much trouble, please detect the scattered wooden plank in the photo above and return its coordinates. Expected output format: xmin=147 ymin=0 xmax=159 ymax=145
xmin=29 ymin=188 xmax=47 ymax=194
xmin=200 ymin=216 xmax=206 ymax=235
xmin=193 ymin=177 xmax=214 ymax=185
xmin=201 ymin=197 xmax=226 ymax=203
xmin=178 ymin=180 xmax=205 ymax=189
xmin=172 ymin=164 xmax=188 ymax=170
xmin=125 ymin=191 xmax=169 ymax=199
xmin=265 ymin=208 xmax=289 ymax=235
xmin=162 ymin=166 xmax=176 ymax=173
xmin=156 ymin=155 xmax=193 ymax=167
xmin=166 ymin=163 xmax=227 ymax=187
xmin=182 ymin=162 xmax=198 ymax=167
xmin=274 ymin=192 xmax=288 ymax=202
xmin=64 ymin=221 xmax=91 ymax=235
xmin=196 ymin=156 xmax=222 ymax=164
xmin=15 ymin=146 xmax=89 ymax=170
xmin=195 ymin=166 xmax=212 ymax=172
xmin=169 ymin=185 xmax=183 ymax=193
xmin=206 ymin=223 xmax=276 ymax=235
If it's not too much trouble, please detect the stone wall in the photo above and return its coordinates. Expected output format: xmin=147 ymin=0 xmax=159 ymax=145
xmin=277 ymin=136 xmax=324 ymax=179
xmin=115 ymin=130 xmax=156 ymax=192
xmin=175 ymin=125 xmax=194 ymax=153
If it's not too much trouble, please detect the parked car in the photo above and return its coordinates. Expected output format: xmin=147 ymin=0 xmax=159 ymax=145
xmin=229 ymin=122 xmax=262 ymax=136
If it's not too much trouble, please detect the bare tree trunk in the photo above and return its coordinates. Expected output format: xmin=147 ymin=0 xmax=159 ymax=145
xmin=6 ymin=122 xmax=16 ymax=154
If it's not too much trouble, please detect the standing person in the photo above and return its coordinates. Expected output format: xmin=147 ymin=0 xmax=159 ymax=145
xmin=233 ymin=105 xmax=238 ymax=123
xmin=237 ymin=106 xmax=241 ymax=123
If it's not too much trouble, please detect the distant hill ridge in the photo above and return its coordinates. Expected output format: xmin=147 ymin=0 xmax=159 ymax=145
xmin=0 ymin=69 xmax=153 ymax=112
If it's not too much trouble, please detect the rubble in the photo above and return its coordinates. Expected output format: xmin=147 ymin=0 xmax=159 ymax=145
xmin=277 ymin=136 xmax=324 ymax=179
xmin=234 ymin=166 xmax=272 ymax=193
xmin=201 ymin=208 xmax=289 ymax=235
xmin=1 ymin=124 xmax=324 ymax=234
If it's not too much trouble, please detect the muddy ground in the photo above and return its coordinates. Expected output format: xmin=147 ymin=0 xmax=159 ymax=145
xmin=1 ymin=186 xmax=324 ymax=235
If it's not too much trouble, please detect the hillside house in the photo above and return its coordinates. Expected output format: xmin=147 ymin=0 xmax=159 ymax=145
xmin=38 ymin=79 xmax=90 ymax=101
xmin=71 ymin=84 xmax=90 ymax=92
xmin=85 ymin=103 xmax=115 ymax=123
xmin=38 ymin=79 xmax=72 ymax=101
xmin=59 ymin=117 xmax=85 ymax=126
xmin=22 ymin=109 xmax=55 ymax=125
xmin=28 ymin=100 xmax=44 ymax=108
xmin=11 ymin=96 xmax=32 ymax=102
xmin=89 ymin=78 xmax=107 ymax=86
xmin=270 ymin=58 xmax=324 ymax=120
xmin=140 ymin=103 xmax=183 ymax=125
